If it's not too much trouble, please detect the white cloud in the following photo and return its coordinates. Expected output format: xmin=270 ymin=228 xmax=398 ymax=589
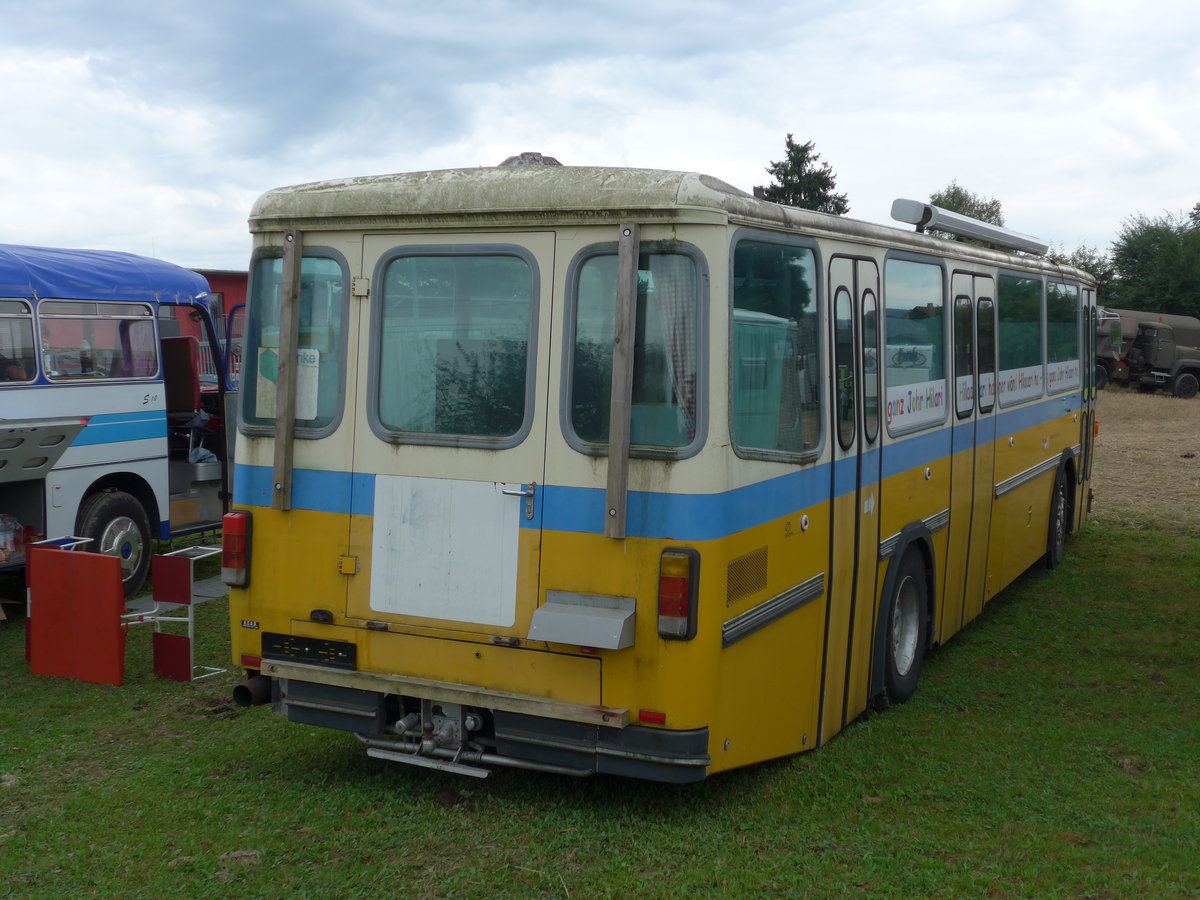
xmin=1 ymin=0 xmax=1198 ymax=267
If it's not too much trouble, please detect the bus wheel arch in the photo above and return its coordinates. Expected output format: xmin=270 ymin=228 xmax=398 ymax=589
xmin=872 ymin=530 xmax=934 ymax=710
xmin=75 ymin=475 xmax=158 ymax=598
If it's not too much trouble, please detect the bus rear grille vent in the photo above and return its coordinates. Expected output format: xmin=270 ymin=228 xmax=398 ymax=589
xmin=727 ymin=547 xmax=768 ymax=606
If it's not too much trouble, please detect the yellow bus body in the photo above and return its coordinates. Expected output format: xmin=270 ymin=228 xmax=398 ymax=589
xmin=227 ymin=163 xmax=1096 ymax=781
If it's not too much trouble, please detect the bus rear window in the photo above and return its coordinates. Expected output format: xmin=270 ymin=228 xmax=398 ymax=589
xmin=242 ymin=254 xmax=347 ymax=431
xmin=374 ymin=252 xmax=535 ymax=442
xmin=568 ymin=249 xmax=701 ymax=452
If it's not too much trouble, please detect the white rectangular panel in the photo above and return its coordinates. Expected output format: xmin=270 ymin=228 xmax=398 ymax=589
xmin=369 ymin=474 xmax=519 ymax=627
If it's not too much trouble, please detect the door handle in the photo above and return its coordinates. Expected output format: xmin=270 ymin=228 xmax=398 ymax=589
xmin=502 ymin=482 xmax=537 ymax=520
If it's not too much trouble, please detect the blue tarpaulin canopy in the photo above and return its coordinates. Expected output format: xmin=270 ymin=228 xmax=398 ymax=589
xmin=0 ymin=244 xmax=209 ymax=305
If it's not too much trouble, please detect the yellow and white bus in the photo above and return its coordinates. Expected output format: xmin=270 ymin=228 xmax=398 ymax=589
xmin=224 ymin=158 xmax=1097 ymax=781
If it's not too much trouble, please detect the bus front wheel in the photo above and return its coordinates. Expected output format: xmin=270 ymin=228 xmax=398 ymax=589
xmin=78 ymin=490 xmax=152 ymax=598
xmin=878 ymin=552 xmax=928 ymax=708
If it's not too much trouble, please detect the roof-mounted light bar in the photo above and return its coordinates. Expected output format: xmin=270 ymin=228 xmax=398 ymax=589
xmin=890 ymin=198 xmax=1049 ymax=256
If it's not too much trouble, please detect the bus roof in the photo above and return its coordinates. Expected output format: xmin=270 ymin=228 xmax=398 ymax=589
xmin=248 ymin=164 xmax=1095 ymax=286
xmin=249 ymin=165 xmax=751 ymax=231
xmin=0 ymin=243 xmax=210 ymax=305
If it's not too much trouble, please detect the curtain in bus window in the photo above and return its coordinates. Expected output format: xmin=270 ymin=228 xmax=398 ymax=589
xmin=377 ymin=254 xmax=532 ymax=439
xmin=242 ymin=256 xmax=345 ymax=429
xmin=570 ymin=251 xmax=699 ymax=449
xmin=1046 ymin=282 xmax=1080 ymax=394
xmin=884 ymin=259 xmax=946 ymax=433
xmin=731 ymin=240 xmax=820 ymax=456
xmin=652 ymin=255 xmax=697 ymax=435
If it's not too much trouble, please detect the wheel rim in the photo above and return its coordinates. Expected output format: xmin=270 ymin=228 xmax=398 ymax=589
xmin=94 ymin=515 xmax=144 ymax=582
xmin=891 ymin=574 xmax=921 ymax=677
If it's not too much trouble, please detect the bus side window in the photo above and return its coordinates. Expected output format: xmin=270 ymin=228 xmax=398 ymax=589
xmin=38 ymin=301 xmax=157 ymax=381
xmin=0 ymin=300 xmax=36 ymax=381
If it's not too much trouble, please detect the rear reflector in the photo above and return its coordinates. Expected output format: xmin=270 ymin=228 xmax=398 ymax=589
xmin=639 ymin=709 xmax=667 ymax=725
xmin=240 ymin=655 xmax=262 ymax=669
xmin=658 ymin=549 xmax=699 ymax=640
xmin=221 ymin=511 xmax=251 ymax=586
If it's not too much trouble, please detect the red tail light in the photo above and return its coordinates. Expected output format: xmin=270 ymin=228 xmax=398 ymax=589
xmin=658 ymin=549 xmax=699 ymax=640
xmin=221 ymin=511 xmax=252 ymax=586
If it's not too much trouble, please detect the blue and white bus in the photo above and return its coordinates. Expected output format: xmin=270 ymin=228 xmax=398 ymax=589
xmin=0 ymin=244 xmax=236 ymax=596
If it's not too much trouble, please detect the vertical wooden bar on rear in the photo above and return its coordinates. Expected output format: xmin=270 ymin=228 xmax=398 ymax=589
xmin=605 ymin=223 xmax=639 ymax=539
xmin=271 ymin=230 xmax=303 ymax=510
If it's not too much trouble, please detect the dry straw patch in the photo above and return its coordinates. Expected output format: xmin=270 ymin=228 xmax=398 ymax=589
xmin=1091 ymin=388 xmax=1200 ymax=528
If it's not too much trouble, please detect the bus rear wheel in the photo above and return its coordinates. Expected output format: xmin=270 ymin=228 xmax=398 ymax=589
xmin=878 ymin=552 xmax=928 ymax=708
xmin=1045 ymin=467 xmax=1068 ymax=571
xmin=78 ymin=490 xmax=152 ymax=598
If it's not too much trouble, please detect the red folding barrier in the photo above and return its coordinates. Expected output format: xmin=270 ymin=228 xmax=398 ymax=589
xmin=28 ymin=546 xmax=126 ymax=686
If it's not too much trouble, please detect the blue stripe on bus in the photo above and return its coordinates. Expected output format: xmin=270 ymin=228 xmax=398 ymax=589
xmin=232 ymin=393 xmax=1081 ymax=541
xmin=539 ymin=465 xmax=835 ymax=541
xmin=71 ymin=410 xmax=166 ymax=446
xmin=234 ymin=464 xmax=375 ymax=514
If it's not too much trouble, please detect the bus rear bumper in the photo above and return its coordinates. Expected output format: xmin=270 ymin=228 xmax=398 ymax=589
xmin=262 ymin=662 xmax=711 ymax=782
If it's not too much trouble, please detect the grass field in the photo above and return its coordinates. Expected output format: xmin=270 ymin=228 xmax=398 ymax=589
xmin=2 ymin=394 xmax=1198 ymax=899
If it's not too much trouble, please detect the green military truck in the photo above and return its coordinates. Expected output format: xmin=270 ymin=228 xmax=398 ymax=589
xmin=1097 ymin=307 xmax=1200 ymax=398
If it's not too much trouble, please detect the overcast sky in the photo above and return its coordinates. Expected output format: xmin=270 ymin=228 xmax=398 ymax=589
xmin=2 ymin=0 xmax=1196 ymax=271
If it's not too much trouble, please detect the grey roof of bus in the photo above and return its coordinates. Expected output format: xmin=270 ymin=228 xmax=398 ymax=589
xmin=248 ymin=163 xmax=1096 ymax=286
xmin=249 ymin=165 xmax=756 ymax=226
xmin=0 ymin=243 xmax=210 ymax=304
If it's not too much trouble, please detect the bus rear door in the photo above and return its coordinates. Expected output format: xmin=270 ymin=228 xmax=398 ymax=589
xmin=344 ymin=234 xmax=555 ymax=643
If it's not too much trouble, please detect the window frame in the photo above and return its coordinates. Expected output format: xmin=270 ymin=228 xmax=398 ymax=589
xmin=1045 ymin=279 xmax=1081 ymax=397
xmin=37 ymin=298 xmax=158 ymax=383
xmin=238 ymin=246 xmax=351 ymax=440
xmin=882 ymin=252 xmax=949 ymax=438
xmin=366 ymin=243 xmax=541 ymax=450
xmin=560 ymin=240 xmax=709 ymax=461
xmin=953 ymin=293 xmax=974 ymax=420
xmin=0 ymin=298 xmax=37 ymax=384
xmin=728 ymin=229 xmax=824 ymax=465
xmin=996 ymin=271 xmax=1046 ymax=409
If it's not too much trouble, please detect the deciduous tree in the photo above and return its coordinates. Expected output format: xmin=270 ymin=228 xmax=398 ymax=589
xmin=1106 ymin=211 xmax=1200 ymax=316
xmin=1048 ymin=245 xmax=1115 ymax=297
xmin=929 ymin=180 xmax=1005 ymax=226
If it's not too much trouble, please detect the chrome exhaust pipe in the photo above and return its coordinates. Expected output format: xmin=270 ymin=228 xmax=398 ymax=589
xmin=232 ymin=674 xmax=272 ymax=707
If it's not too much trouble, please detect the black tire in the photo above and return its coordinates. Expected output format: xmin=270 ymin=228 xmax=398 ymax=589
xmin=77 ymin=490 xmax=152 ymax=598
xmin=1095 ymin=364 xmax=1109 ymax=391
xmin=878 ymin=552 xmax=928 ymax=707
xmin=1045 ymin=467 xmax=1068 ymax=571
xmin=1172 ymin=372 xmax=1198 ymax=399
